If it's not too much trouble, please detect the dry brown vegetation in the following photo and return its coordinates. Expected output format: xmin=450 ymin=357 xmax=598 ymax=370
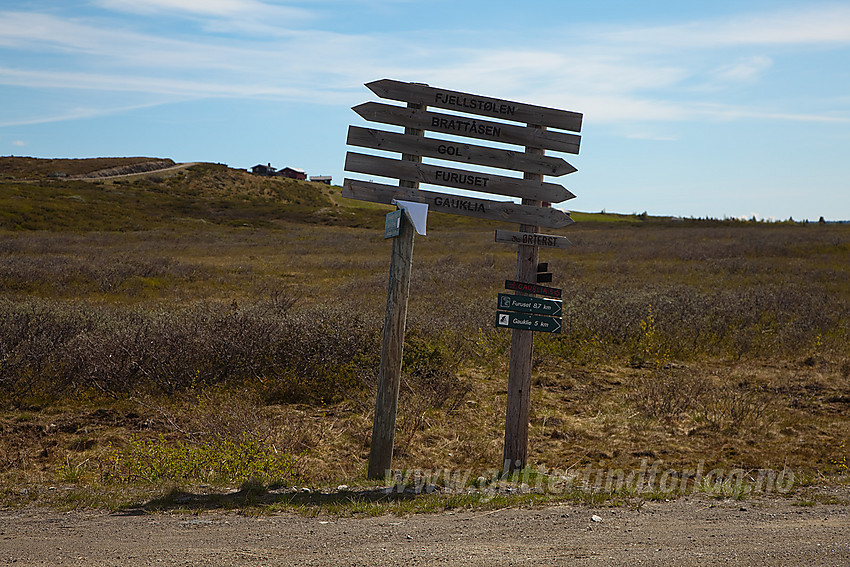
xmin=1 ymin=158 xmax=848 ymax=511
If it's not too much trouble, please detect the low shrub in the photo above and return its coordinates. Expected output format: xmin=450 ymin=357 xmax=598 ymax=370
xmin=0 ymin=298 xmax=382 ymax=404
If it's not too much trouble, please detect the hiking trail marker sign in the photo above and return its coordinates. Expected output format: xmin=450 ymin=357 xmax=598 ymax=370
xmin=497 ymin=293 xmax=563 ymax=318
xmin=342 ymin=79 xmax=582 ymax=478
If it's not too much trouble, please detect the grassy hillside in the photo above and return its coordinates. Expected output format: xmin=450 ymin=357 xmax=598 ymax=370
xmin=0 ymin=159 xmax=393 ymax=231
xmin=1 ymin=157 xmax=848 ymax=512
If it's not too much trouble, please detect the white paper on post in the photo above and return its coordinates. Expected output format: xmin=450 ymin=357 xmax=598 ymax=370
xmin=393 ymin=199 xmax=428 ymax=236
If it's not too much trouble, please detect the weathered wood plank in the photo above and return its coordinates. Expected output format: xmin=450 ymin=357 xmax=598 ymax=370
xmin=353 ymin=102 xmax=581 ymax=154
xmin=367 ymin=101 xmax=424 ymax=481
xmin=344 ymin=152 xmax=574 ymax=203
xmin=347 ymin=126 xmax=577 ymax=177
xmin=342 ymin=179 xmax=575 ymax=229
xmin=494 ymin=229 xmax=573 ymax=248
xmin=366 ymin=79 xmax=583 ymax=132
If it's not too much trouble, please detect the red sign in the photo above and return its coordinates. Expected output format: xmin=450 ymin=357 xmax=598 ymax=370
xmin=504 ymin=280 xmax=562 ymax=299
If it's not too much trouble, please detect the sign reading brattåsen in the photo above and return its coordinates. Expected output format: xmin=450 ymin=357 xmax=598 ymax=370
xmin=352 ymin=103 xmax=581 ymax=155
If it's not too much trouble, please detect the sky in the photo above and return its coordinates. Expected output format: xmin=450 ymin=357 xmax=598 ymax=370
xmin=1 ymin=1 xmax=849 ymax=221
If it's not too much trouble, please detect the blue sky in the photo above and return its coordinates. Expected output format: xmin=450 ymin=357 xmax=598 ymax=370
xmin=2 ymin=1 xmax=849 ymax=221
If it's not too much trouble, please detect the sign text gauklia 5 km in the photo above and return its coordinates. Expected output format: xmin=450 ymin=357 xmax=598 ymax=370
xmin=342 ymin=79 xmax=582 ymax=478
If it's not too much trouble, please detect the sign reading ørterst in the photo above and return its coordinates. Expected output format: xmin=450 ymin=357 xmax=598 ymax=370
xmin=495 ymin=229 xmax=572 ymax=249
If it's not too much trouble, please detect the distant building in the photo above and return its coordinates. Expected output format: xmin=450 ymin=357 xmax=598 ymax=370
xmin=309 ymin=175 xmax=332 ymax=185
xmin=251 ymin=163 xmax=276 ymax=176
xmin=279 ymin=167 xmax=307 ymax=180
xmin=250 ymin=163 xmax=310 ymax=180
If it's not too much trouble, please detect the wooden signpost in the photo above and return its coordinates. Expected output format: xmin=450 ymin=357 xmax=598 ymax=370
xmin=347 ymin=126 xmax=577 ymax=176
xmin=344 ymin=179 xmax=574 ymax=229
xmin=345 ymin=151 xmax=573 ymax=202
xmin=343 ymin=79 xmax=582 ymax=478
xmin=364 ymin=79 xmax=583 ymax=132
xmin=352 ymin=102 xmax=581 ymax=154
xmin=495 ymin=229 xmax=572 ymax=249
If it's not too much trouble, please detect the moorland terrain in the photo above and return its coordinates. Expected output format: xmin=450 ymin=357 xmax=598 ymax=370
xmin=1 ymin=156 xmax=848 ymax=519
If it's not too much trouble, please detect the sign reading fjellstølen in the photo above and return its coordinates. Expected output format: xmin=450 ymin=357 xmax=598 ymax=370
xmin=364 ymin=79 xmax=583 ymax=132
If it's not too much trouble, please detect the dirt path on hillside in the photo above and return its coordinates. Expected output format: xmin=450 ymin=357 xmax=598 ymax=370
xmin=77 ymin=162 xmax=200 ymax=180
xmin=2 ymin=490 xmax=849 ymax=566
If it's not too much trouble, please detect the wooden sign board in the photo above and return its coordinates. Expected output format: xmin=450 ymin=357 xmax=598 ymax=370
xmin=495 ymin=229 xmax=573 ymax=249
xmin=345 ymin=151 xmax=574 ymax=203
xmin=366 ymin=79 xmax=583 ymax=132
xmin=497 ymin=311 xmax=562 ymax=334
xmin=342 ymin=179 xmax=575 ymax=229
xmin=347 ymin=126 xmax=577 ymax=177
xmin=505 ymin=279 xmax=563 ymax=299
xmin=353 ymin=102 xmax=581 ymax=154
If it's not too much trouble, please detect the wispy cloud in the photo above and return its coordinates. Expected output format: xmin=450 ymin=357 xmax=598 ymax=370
xmin=93 ymin=0 xmax=315 ymax=34
xmin=710 ymin=56 xmax=773 ymax=84
xmin=597 ymin=4 xmax=850 ymax=48
xmin=690 ymin=104 xmax=850 ymax=124
xmin=1 ymin=3 xmax=847 ymax=130
xmin=0 ymin=98 xmax=180 ymax=128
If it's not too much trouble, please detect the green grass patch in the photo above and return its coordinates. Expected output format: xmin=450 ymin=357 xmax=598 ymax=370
xmin=103 ymin=434 xmax=296 ymax=485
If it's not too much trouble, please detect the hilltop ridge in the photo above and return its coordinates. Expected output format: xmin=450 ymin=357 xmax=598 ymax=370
xmin=0 ymin=157 xmax=386 ymax=231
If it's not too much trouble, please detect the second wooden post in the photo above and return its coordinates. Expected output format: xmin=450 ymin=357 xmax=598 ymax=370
xmin=503 ymin=125 xmax=545 ymax=473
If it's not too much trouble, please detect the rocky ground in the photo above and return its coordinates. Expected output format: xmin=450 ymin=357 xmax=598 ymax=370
xmin=2 ymin=488 xmax=849 ymax=566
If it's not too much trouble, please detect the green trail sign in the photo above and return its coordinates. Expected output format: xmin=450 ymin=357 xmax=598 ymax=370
xmin=497 ymin=311 xmax=562 ymax=334
xmin=498 ymin=293 xmax=562 ymax=317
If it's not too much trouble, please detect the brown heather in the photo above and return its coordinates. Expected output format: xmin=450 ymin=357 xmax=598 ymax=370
xmin=0 ymin=158 xmax=848 ymax=511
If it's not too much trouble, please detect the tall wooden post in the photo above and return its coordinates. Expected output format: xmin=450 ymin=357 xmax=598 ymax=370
xmin=503 ymin=125 xmax=545 ymax=473
xmin=367 ymin=102 xmax=424 ymax=480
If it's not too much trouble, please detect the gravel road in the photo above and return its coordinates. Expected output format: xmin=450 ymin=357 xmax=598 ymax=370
xmin=2 ymin=492 xmax=848 ymax=566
